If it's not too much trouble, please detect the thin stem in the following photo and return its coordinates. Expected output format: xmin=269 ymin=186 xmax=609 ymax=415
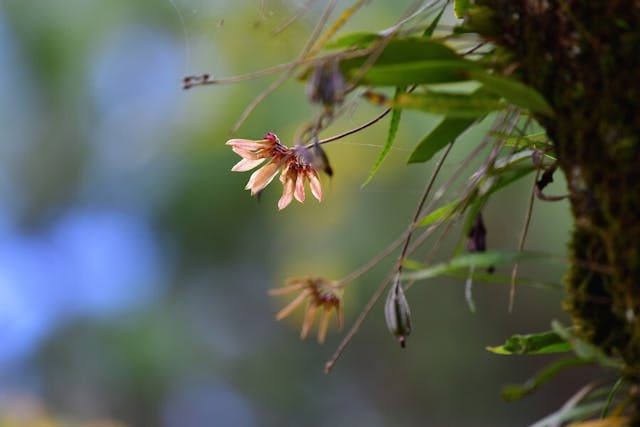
xmin=510 ymin=167 xmax=541 ymax=313
xmin=271 ymin=0 xmax=317 ymax=36
xmin=325 ymin=273 xmax=393 ymax=374
xmin=398 ymin=142 xmax=455 ymax=267
xmin=327 ymin=142 xmax=455 ymax=373
xmin=315 ymin=107 xmax=392 ymax=146
xmin=307 ymin=0 xmax=367 ymax=57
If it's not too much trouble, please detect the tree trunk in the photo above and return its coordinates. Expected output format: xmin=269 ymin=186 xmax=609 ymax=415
xmin=475 ymin=0 xmax=640 ymax=419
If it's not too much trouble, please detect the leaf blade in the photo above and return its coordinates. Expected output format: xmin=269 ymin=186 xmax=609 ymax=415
xmin=362 ymin=87 xmax=404 ymax=187
xmin=469 ymin=70 xmax=554 ymax=116
xmin=408 ymin=117 xmax=477 ymax=163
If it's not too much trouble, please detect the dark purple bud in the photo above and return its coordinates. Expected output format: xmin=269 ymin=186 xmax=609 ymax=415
xmin=306 ymin=59 xmax=346 ymax=107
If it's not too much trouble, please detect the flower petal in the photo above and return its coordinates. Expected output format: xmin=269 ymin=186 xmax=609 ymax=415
xmin=300 ymin=304 xmax=318 ymax=339
xmin=275 ymin=289 xmax=310 ymax=320
xmin=231 ymin=147 xmax=264 ymax=160
xmin=245 ymin=161 xmax=281 ymax=195
xmin=317 ymin=308 xmax=331 ymax=344
xmin=294 ymin=171 xmax=306 ymax=203
xmin=278 ymin=177 xmax=295 ymax=210
xmin=231 ymin=157 xmax=266 ymax=172
xmin=226 ymin=138 xmax=271 ymax=150
xmin=307 ymin=169 xmax=323 ymax=201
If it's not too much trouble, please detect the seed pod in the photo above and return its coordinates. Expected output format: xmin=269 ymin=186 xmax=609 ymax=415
xmin=385 ymin=275 xmax=412 ymax=348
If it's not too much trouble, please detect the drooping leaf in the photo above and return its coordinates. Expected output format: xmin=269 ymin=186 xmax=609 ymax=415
xmin=408 ymin=117 xmax=477 ymax=163
xmin=391 ymin=91 xmax=505 ymax=117
xmin=487 ymin=330 xmax=571 ymax=355
xmin=423 ymin=3 xmax=448 ymax=37
xmin=353 ymin=60 xmax=480 ymax=86
xmin=454 ymin=0 xmax=472 ymax=19
xmin=362 ymin=87 xmax=404 ymax=187
xmin=501 ymin=357 xmax=588 ymax=402
xmin=402 ymin=250 xmax=546 ymax=282
xmin=443 ymin=269 xmax=562 ymax=291
xmin=468 ymin=69 xmax=554 ymax=116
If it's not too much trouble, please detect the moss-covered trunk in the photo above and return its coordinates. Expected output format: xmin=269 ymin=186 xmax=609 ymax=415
xmin=475 ymin=0 xmax=640 ymax=419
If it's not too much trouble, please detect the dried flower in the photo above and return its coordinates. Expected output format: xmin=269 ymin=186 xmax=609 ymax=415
xmin=269 ymin=276 xmax=343 ymax=343
xmin=227 ymin=132 xmax=324 ymax=210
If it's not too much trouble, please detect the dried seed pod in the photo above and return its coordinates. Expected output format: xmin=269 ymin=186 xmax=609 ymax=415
xmin=385 ymin=275 xmax=412 ymax=348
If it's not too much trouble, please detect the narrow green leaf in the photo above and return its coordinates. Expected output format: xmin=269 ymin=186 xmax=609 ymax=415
xmin=486 ymin=331 xmax=571 ymax=355
xmin=418 ymin=201 xmax=459 ymax=227
xmin=324 ymin=32 xmax=381 ymax=49
xmin=501 ymin=357 xmax=588 ymax=402
xmin=468 ymin=70 xmax=554 ymax=116
xmin=454 ymin=0 xmax=472 ymax=18
xmin=362 ymin=87 xmax=404 ymax=187
xmin=530 ymin=402 xmax=607 ymax=427
xmin=340 ymin=38 xmax=461 ymax=72
xmin=402 ymin=250 xmax=546 ymax=281
xmin=551 ymin=321 xmax=623 ymax=369
xmin=423 ymin=3 xmax=448 ymax=37
xmin=503 ymin=131 xmax=551 ymax=149
xmin=408 ymin=117 xmax=477 ymax=163
xmin=443 ymin=270 xmax=563 ymax=291
xmin=392 ymin=91 xmax=505 ymax=118
xmin=354 ymin=60 xmax=480 ymax=86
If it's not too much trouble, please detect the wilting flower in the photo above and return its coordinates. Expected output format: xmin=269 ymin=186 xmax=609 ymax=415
xmin=269 ymin=276 xmax=343 ymax=343
xmin=226 ymin=132 xmax=325 ymax=210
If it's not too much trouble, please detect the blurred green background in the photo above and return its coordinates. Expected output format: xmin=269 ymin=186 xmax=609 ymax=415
xmin=0 ymin=1 xmax=585 ymax=426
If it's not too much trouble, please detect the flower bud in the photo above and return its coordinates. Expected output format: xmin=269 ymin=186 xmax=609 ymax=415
xmin=385 ymin=275 xmax=412 ymax=348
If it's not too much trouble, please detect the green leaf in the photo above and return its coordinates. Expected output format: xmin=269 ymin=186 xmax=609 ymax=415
xmin=340 ymin=38 xmax=460 ymax=70
xmin=418 ymin=201 xmax=459 ymax=227
xmin=391 ymin=91 xmax=505 ymax=118
xmin=501 ymin=357 xmax=588 ymax=402
xmin=324 ymin=32 xmax=381 ymax=49
xmin=362 ymin=87 xmax=404 ymax=187
xmin=402 ymin=250 xmax=546 ymax=281
xmin=487 ymin=331 xmax=571 ymax=355
xmin=468 ymin=70 xmax=554 ymax=116
xmin=443 ymin=269 xmax=562 ymax=291
xmin=423 ymin=3 xmax=448 ymax=37
xmin=503 ymin=131 xmax=551 ymax=149
xmin=454 ymin=0 xmax=472 ymax=18
xmin=530 ymin=402 xmax=607 ymax=427
xmin=408 ymin=117 xmax=477 ymax=163
xmin=551 ymin=321 xmax=623 ymax=369
xmin=354 ymin=60 xmax=480 ymax=86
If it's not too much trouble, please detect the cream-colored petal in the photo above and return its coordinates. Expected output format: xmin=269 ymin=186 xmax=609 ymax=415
xmin=231 ymin=157 xmax=265 ymax=172
xmin=300 ymin=304 xmax=318 ymax=339
xmin=278 ymin=178 xmax=295 ymax=210
xmin=307 ymin=169 xmax=323 ymax=202
xmin=294 ymin=171 xmax=306 ymax=203
xmin=245 ymin=161 xmax=281 ymax=195
xmin=226 ymin=139 xmax=270 ymax=150
xmin=317 ymin=308 xmax=331 ymax=344
xmin=231 ymin=147 xmax=264 ymax=160
xmin=268 ymin=282 xmax=305 ymax=296
xmin=275 ymin=289 xmax=310 ymax=320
